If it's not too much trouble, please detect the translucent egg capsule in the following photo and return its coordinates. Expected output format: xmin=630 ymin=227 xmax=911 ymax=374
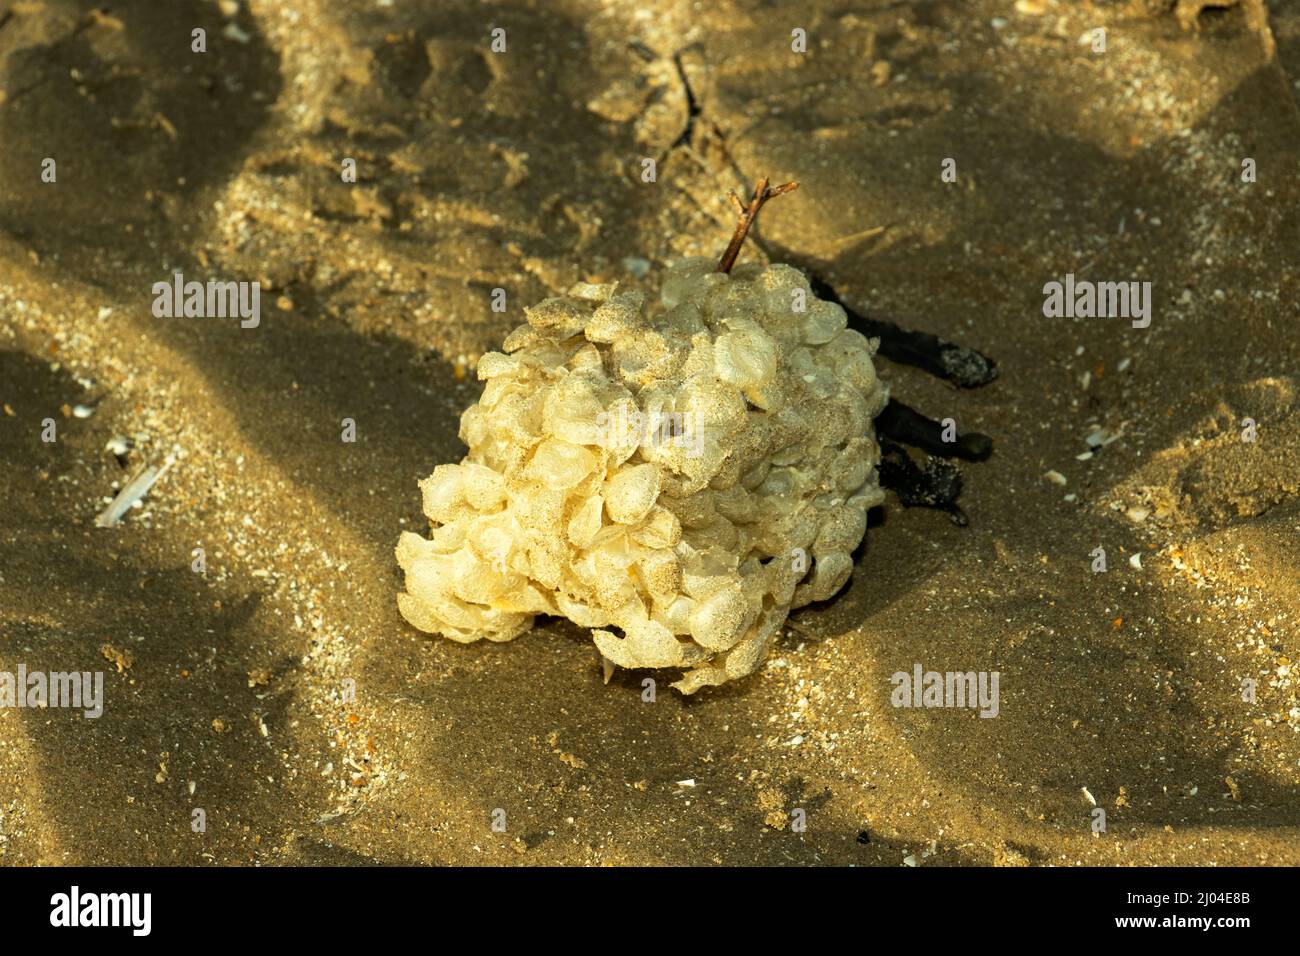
xmin=397 ymin=259 xmax=887 ymax=693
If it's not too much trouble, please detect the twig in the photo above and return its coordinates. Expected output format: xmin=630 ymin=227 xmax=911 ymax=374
xmin=715 ymin=177 xmax=798 ymax=274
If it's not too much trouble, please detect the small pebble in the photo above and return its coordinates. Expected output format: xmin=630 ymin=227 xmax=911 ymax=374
xmin=621 ymin=256 xmax=651 ymax=279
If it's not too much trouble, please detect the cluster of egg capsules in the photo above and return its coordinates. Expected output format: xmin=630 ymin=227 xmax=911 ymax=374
xmin=396 ymin=257 xmax=888 ymax=692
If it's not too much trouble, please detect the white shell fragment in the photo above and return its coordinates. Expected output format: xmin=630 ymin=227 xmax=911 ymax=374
xmin=94 ymin=456 xmax=176 ymax=528
xmin=396 ymin=258 xmax=889 ymax=693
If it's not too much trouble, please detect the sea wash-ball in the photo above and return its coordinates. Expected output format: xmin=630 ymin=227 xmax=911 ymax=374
xmin=396 ymin=257 xmax=889 ymax=693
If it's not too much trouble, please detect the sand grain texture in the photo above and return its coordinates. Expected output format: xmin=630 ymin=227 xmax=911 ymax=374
xmin=1 ymin=0 xmax=1298 ymax=865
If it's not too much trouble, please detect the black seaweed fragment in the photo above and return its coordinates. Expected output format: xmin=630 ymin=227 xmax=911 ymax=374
xmin=805 ymin=274 xmax=999 ymax=389
xmin=803 ymin=274 xmax=997 ymax=524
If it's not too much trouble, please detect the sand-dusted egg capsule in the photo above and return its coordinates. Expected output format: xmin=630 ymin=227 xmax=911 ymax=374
xmin=397 ymin=257 xmax=888 ymax=692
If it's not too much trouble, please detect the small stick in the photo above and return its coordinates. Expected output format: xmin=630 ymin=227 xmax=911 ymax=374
xmin=715 ymin=177 xmax=798 ymax=274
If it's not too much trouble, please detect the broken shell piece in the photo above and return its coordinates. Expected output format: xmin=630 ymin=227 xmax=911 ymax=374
xmin=106 ymin=436 xmax=132 ymax=457
xmin=94 ymin=456 xmax=176 ymax=528
xmin=1085 ymin=427 xmax=1120 ymax=448
xmin=396 ymin=259 xmax=888 ymax=692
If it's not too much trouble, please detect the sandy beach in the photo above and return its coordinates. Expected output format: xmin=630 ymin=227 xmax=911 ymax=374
xmin=1 ymin=0 xmax=1298 ymax=866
